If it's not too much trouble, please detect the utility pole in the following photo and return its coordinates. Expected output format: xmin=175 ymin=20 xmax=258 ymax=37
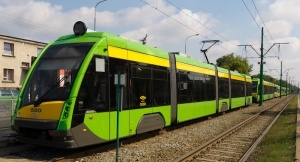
xmin=259 ymin=27 xmax=264 ymax=106
xmin=289 ymin=76 xmax=294 ymax=94
xmin=280 ymin=61 xmax=282 ymax=97
xmin=270 ymin=61 xmax=292 ymax=98
xmin=282 ymin=68 xmax=293 ymax=95
xmin=238 ymin=28 xmax=288 ymax=106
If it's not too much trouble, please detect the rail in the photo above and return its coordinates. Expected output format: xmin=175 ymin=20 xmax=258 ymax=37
xmin=174 ymin=95 xmax=294 ymax=162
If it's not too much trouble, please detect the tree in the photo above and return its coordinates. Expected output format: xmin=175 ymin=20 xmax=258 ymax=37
xmin=216 ymin=53 xmax=253 ymax=75
xmin=252 ymin=74 xmax=286 ymax=86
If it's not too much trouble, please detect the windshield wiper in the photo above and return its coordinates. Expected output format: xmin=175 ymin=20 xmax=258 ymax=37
xmin=33 ymin=62 xmax=78 ymax=107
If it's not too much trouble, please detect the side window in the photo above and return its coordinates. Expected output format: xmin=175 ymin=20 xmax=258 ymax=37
xmin=3 ymin=68 xmax=14 ymax=82
xmin=129 ymin=63 xmax=169 ymax=109
xmin=219 ymin=77 xmax=229 ymax=99
xmin=231 ymin=80 xmax=244 ymax=98
xmin=3 ymin=42 xmax=14 ymax=56
xmin=205 ymin=75 xmax=216 ymax=100
xmin=130 ymin=63 xmax=151 ymax=108
xmin=246 ymin=82 xmax=252 ymax=96
xmin=194 ymin=73 xmax=206 ymax=102
xmin=152 ymin=67 xmax=169 ymax=106
xmin=177 ymin=71 xmax=194 ymax=103
xmin=231 ymin=80 xmax=237 ymax=98
xmin=37 ymin=47 xmax=43 ymax=56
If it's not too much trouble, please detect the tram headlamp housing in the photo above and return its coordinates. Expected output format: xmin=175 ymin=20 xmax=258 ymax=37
xmin=73 ymin=21 xmax=87 ymax=36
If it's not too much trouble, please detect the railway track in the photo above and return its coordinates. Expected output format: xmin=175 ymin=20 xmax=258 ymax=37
xmin=0 ymin=128 xmax=37 ymax=157
xmin=0 ymin=144 xmax=36 ymax=156
xmin=174 ymin=95 xmax=293 ymax=162
xmin=0 ymin=97 xmax=291 ymax=161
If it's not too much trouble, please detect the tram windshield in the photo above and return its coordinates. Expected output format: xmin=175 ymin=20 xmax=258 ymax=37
xmin=20 ymin=43 xmax=94 ymax=107
xmin=251 ymin=81 xmax=258 ymax=93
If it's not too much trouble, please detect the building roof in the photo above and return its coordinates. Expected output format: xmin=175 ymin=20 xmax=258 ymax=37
xmin=0 ymin=34 xmax=47 ymax=46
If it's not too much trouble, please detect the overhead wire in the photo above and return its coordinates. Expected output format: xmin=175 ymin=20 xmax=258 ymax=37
xmin=165 ymin=0 xmax=239 ymax=54
xmin=139 ymin=0 xmax=234 ymax=54
xmin=165 ymin=0 xmax=231 ymax=43
xmin=139 ymin=0 xmax=202 ymax=37
xmin=241 ymin=0 xmax=282 ymax=74
xmin=240 ymin=0 xmax=266 ymax=67
xmin=0 ymin=11 xmax=70 ymax=42
xmin=251 ymin=0 xmax=280 ymax=58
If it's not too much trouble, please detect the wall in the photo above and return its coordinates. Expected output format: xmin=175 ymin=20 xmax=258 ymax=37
xmin=0 ymin=34 xmax=47 ymax=89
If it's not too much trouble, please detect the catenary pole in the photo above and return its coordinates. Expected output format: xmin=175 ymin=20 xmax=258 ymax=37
xmin=259 ymin=27 xmax=264 ymax=106
xmin=280 ymin=61 xmax=282 ymax=98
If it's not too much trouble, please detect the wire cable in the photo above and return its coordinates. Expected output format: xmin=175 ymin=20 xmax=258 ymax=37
xmin=140 ymin=0 xmax=235 ymax=54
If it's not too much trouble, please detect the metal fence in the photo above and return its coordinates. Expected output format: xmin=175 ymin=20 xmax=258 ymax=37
xmin=0 ymin=97 xmax=17 ymax=128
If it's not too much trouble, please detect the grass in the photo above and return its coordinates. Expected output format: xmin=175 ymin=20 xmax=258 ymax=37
xmin=249 ymin=96 xmax=297 ymax=162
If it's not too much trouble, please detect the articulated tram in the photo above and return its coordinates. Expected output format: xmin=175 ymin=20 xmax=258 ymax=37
xmin=12 ymin=21 xmax=252 ymax=148
xmin=251 ymin=78 xmax=278 ymax=102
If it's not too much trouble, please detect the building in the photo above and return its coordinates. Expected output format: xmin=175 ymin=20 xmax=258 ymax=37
xmin=0 ymin=34 xmax=47 ymax=89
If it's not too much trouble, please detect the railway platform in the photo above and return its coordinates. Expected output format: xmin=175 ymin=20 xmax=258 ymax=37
xmin=296 ymin=94 xmax=300 ymax=161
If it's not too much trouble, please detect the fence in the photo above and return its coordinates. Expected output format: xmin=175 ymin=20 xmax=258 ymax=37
xmin=0 ymin=97 xmax=17 ymax=128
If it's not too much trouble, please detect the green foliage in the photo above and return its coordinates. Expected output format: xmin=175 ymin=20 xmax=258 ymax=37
xmin=216 ymin=53 xmax=253 ymax=75
xmin=252 ymin=74 xmax=299 ymax=92
xmin=249 ymin=96 xmax=297 ymax=162
xmin=252 ymin=74 xmax=281 ymax=84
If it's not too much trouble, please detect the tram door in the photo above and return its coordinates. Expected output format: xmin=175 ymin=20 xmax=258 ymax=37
xmin=108 ymin=58 xmax=130 ymax=140
xmin=76 ymin=57 xmax=111 ymax=140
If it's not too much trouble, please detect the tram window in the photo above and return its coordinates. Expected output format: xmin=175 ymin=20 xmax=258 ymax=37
xmin=129 ymin=63 xmax=170 ymax=108
xmin=194 ymin=78 xmax=201 ymax=101
xmin=130 ymin=78 xmax=151 ymax=108
xmin=246 ymin=82 xmax=252 ymax=96
xmin=153 ymin=68 xmax=168 ymax=80
xmin=219 ymin=77 xmax=229 ymax=99
xmin=131 ymin=64 xmax=151 ymax=79
xmin=177 ymin=72 xmax=194 ymax=103
xmin=193 ymin=73 xmax=206 ymax=102
xmin=231 ymin=80 xmax=238 ymax=98
xmin=152 ymin=80 xmax=169 ymax=106
xmin=152 ymin=67 xmax=169 ymax=106
xmin=205 ymin=75 xmax=216 ymax=100
xmin=240 ymin=83 xmax=245 ymax=96
xmin=231 ymin=80 xmax=245 ymax=98
xmin=252 ymin=84 xmax=257 ymax=93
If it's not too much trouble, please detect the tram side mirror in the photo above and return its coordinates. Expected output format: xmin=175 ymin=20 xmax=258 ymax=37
xmin=95 ymin=58 xmax=105 ymax=72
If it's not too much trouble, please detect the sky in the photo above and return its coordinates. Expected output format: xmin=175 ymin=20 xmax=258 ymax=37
xmin=1 ymin=0 xmax=299 ymax=86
